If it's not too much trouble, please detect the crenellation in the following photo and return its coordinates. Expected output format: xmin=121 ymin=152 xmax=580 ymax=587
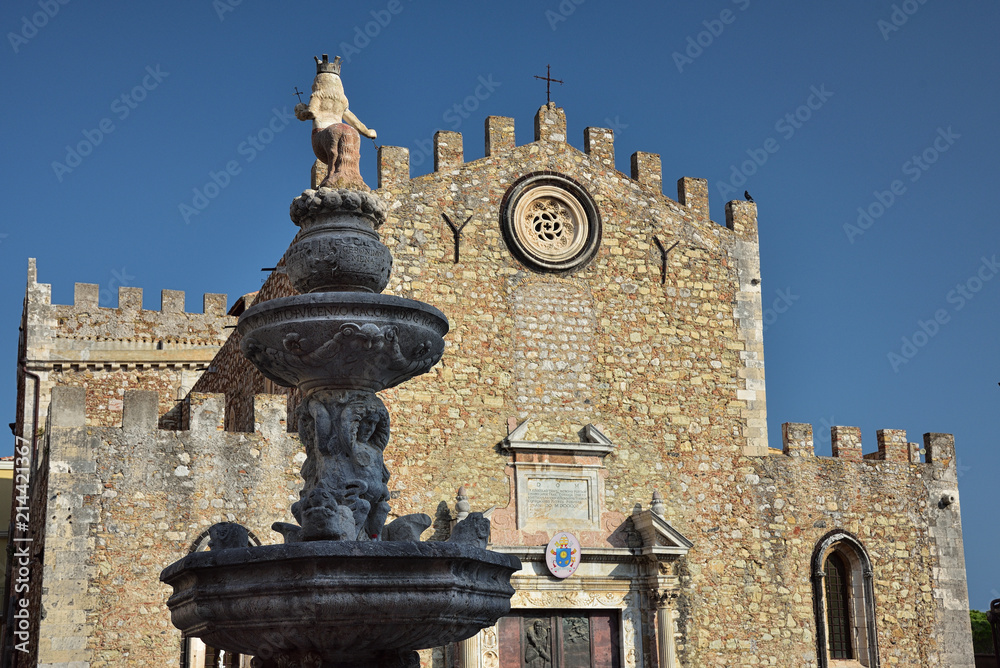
xmin=378 ymin=145 xmax=410 ymax=190
xmin=122 ymin=389 xmax=159 ymax=430
xmin=485 ymin=115 xmax=515 ymax=156
xmin=781 ymin=421 xmax=814 ymax=457
xmin=533 ymin=102 xmax=566 ymax=143
xmin=74 ymin=282 xmax=99 ymax=308
xmin=630 ymin=151 xmax=663 ymax=192
xmin=831 ymin=425 xmax=862 ymax=460
xmin=188 ymin=392 xmax=225 ymax=433
xmin=725 ymin=200 xmax=758 ymax=238
xmin=924 ymin=432 xmax=956 ymax=468
xmin=876 ymin=428 xmax=909 ymax=463
xmin=204 ymin=293 xmax=228 ymax=315
xmin=677 ymin=177 xmax=710 ymax=222
xmin=583 ymin=127 xmax=614 ymax=168
xmin=161 ymin=289 xmax=185 ymax=313
xmin=118 ymin=285 xmax=143 ymax=311
xmin=434 ymin=130 xmax=463 ymax=172
xmin=254 ymin=393 xmax=289 ymax=438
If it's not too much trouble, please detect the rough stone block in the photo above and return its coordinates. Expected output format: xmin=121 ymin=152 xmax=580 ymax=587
xmin=122 ymin=390 xmax=160 ymax=430
xmin=254 ymin=393 xmax=288 ymax=438
xmin=50 ymin=386 xmax=86 ymax=428
xmin=73 ymin=283 xmax=99 ymax=308
xmin=925 ymin=432 xmax=956 ymax=467
xmin=534 ymin=103 xmax=566 ymax=143
xmin=189 ymin=392 xmax=225 ymax=432
xmin=204 ymin=293 xmax=228 ymax=315
xmin=485 ymin=116 xmax=515 ymax=156
xmin=876 ymin=428 xmax=909 ymax=463
xmin=118 ymin=286 xmax=142 ymax=311
xmin=434 ymin=131 xmax=463 ymax=172
xmin=630 ymin=151 xmax=662 ymax=192
xmin=781 ymin=422 xmax=814 ymax=457
xmin=160 ymin=289 xmax=185 ymax=313
xmin=831 ymin=425 xmax=862 ymax=461
xmin=725 ymin=201 xmax=758 ymax=238
xmin=378 ymin=145 xmax=410 ymax=190
xmin=584 ymin=127 xmax=614 ymax=167
xmin=677 ymin=177 xmax=709 ymax=222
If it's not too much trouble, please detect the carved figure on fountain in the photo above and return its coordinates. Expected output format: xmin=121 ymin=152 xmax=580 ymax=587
xmin=285 ymin=389 xmax=391 ymax=542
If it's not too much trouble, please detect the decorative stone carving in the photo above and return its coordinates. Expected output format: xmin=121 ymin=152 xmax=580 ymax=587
xmin=448 ymin=512 xmax=491 ymax=549
xmin=500 ymin=173 xmax=601 ymax=273
xmin=239 ymin=293 xmax=447 ymax=394
xmin=208 ymin=522 xmax=250 ymax=551
xmin=277 ymin=390 xmax=391 ymax=541
xmin=383 ymin=513 xmax=432 ymax=542
xmin=286 ymin=188 xmax=391 ymax=294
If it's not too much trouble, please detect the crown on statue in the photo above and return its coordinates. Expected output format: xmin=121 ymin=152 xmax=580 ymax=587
xmin=314 ymin=54 xmax=342 ymax=76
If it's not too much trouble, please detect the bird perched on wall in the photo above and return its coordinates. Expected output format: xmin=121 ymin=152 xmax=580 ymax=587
xmin=744 ymin=190 xmax=755 ymax=203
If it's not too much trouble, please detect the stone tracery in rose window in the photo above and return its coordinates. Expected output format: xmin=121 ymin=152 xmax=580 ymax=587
xmin=524 ymin=198 xmax=575 ymax=252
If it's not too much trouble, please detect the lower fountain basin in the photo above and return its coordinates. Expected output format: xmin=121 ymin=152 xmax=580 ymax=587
xmin=238 ymin=292 xmax=448 ymax=393
xmin=160 ymin=541 xmax=520 ymax=666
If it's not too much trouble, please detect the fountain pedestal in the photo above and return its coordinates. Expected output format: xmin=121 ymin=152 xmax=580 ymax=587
xmin=161 ymin=54 xmax=519 ymax=668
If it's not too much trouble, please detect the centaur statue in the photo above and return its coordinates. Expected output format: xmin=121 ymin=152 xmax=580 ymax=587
xmin=295 ymin=54 xmax=377 ymax=189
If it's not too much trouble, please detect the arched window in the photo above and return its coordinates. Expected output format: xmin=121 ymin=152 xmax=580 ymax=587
xmin=812 ymin=531 xmax=879 ymax=667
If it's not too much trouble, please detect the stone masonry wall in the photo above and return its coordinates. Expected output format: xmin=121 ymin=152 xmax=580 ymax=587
xmin=23 ymin=105 xmax=973 ymax=667
xmin=17 ymin=259 xmax=234 ymax=437
xmin=30 ymin=387 xmax=302 ymax=667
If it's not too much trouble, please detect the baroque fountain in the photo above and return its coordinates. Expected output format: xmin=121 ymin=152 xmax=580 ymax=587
xmin=160 ymin=55 xmax=520 ymax=668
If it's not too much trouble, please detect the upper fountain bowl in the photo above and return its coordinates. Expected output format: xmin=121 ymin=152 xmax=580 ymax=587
xmin=238 ymin=292 xmax=448 ymax=393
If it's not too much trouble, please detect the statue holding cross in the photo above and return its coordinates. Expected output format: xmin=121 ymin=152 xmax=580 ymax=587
xmin=295 ymin=54 xmax=376 ymax=190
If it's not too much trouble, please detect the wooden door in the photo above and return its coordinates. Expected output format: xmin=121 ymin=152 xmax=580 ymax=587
xmin=498 ymin=610 xmax=620 ymax=668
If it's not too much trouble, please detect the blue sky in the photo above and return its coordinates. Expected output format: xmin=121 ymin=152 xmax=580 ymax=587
xmin=1 ymin=1 xmax=998 ymax=608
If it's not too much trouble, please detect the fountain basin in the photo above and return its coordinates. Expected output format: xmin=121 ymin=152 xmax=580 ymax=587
xmin=238 ymin=292 xmax=448 ymax=393
xmin=160 ymin=541 xmax=521 ymax=664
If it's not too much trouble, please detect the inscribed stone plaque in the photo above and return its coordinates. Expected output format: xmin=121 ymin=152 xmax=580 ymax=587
xmin=526 ymin=477 xmax=591 ymax=522
xmin=515 ymin=467 xmax=601 ymax=531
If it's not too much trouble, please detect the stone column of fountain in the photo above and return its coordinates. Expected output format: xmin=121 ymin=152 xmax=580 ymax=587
xmin=161 ymin=55 xmax=519 ymax=668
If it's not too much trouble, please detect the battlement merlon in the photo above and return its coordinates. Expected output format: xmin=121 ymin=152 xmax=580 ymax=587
xmin=779 ymin=421 xmax=955 ymax=467
xmin=48 ymin=386 xmax=290 ymax=437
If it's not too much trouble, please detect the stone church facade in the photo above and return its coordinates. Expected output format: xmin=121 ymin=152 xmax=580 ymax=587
xmin=3 ymin=104 xmax=976 ymax=667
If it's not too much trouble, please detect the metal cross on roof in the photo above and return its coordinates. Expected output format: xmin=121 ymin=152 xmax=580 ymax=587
xmin=534 ymin=64 xmax=563 ymax=105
